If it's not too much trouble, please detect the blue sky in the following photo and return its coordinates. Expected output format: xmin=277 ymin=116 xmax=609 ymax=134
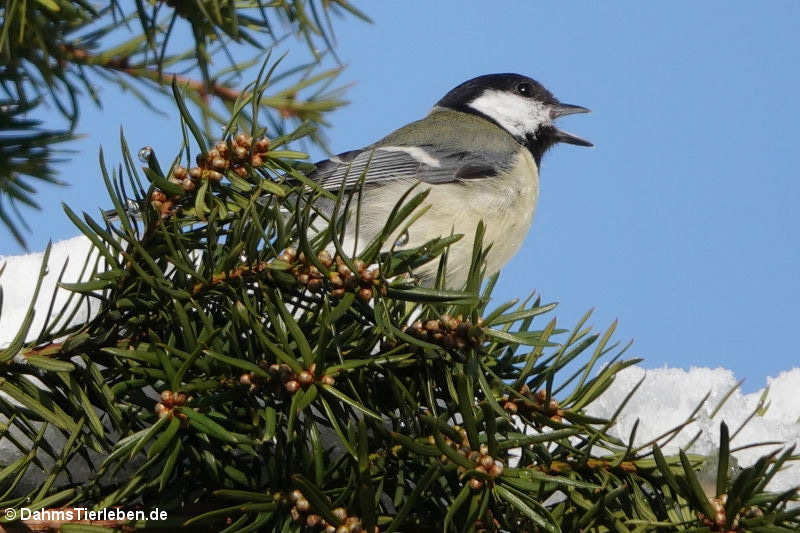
xmin=3 ymin=2 xmax=799 ymax=390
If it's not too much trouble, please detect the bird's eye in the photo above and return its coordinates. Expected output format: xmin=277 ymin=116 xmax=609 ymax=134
xmin=516 ymin=82 xmax=533 ymax=96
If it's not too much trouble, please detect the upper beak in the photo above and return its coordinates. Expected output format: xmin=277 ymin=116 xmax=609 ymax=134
xmin=550 ymin=103 xmax=593 ymax=147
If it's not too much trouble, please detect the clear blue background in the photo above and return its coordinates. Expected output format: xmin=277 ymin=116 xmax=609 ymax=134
xmin=3 ymin=2 xmax=799 ymax=391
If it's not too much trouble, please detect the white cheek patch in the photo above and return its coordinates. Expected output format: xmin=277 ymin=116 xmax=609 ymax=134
xmin=467 ymin=90 xmax=551 ymax=139
xmin=378 ymin=146 xmax=441 ymax=167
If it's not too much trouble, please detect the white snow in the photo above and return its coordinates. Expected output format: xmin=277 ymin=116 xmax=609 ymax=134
xmin=1 ymin=235 xmax=100 ymax=346
xmin=584 ymin=366 xmax=800 ymax=493
xmin=2 ymin=237 xmax=799 ymax=494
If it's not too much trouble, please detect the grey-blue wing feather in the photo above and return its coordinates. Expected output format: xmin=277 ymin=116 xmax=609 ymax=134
xmin=308 ymin=145 xmax=505 ymax=192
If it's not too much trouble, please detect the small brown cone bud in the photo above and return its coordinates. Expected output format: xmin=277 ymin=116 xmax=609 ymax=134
xmin=298 ymin=371 xmax=314 ymax=386
xmin=332 ymin=507 xmax=348 ymax=522
xmin=317 ymin=250 xmax=333 ymax=267
xmin=489 ymin=462 xmax=504 ymax=478
xmin=358 ymin=287 xmax=373 ymax=302
xmin=160 ymin=200 xmax=175 ymax=215
xmin=212 ymin=157 xmax=227 ymax=170
xmin=290 ymin=507 xmax=301 ymax=522
xmin=239 ymin=373 xmax=253 ymax=386
xmin=290 ymin=489 xmax=303 ymax=503
xmin=189 ymin=166 xmax=203 ymax=180
xmin=503 ymin=401 xmax=518 ymax=413
xmin=353 ymin=259 xmax=366 ymax=272
xmin=233 ymin=166 xmax=247 ymax=177
xmin=250 ymin=154 xmax=263 ymax=167
xmin=235 ymin=132 xmax=252 ymax=147
xmin=306 ymin=514 xmax=321 ymax=527
xmin=160 ymin=390 xmax=173 ymax=404
xmin=285 ymin=380 xmax=300 ymax=393
xmin=307 ymin=278 xmax=323 ymax=292
xmin=480 ymin=455 xmax=494 ymax=469
xmin=206 ymin=170 xmax=223 ymax=181
xmin=207 ymin=149 xmax=220 ymax=160
xmin=154 ymin=402 xmax=168 ymax=418
xmin=469 ymin=478 xmax=483 ymax=490
xmin=331 ymin=288 xmax=345 ymax=298
xmin=173 ymin=166 xmax=188 ymax=180
xmin=345 ymin=517 xmax=362 ymax=531
xmin=296 ymin=498 xmax=310 ymax=513
xmin=181 ymin=179 xmax=196 ymax=191
xmin=479 ymin=444 xmax=489 ymax=456
xmin=425 ymin=320 xmax=440 ymax=332
xmin=321 ymin=375 xmax=335 ymax=386
xmin=234 ymin=145 xmax=248 ymax=160
xmin=255 ymin=137 xmax=270 ymax=152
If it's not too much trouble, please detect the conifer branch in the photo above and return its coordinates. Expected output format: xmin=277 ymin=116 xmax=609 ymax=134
xmin=59 ymin=45 xmax=242 ymax=103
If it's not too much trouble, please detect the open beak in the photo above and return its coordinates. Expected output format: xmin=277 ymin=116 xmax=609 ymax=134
xmin=551 ymin=103 xmax=593 ymax=147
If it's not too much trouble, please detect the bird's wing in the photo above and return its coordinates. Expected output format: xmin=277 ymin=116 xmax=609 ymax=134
xmin=309 ymin=144 xmax=509 ymax=192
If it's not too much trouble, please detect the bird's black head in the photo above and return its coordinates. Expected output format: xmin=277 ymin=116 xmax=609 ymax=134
xmin=436 ymin=73 xmax=592 ymax=165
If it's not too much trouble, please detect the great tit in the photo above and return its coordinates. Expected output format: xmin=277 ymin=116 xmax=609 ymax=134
xmin=307 ymin=73 xmax=592 ymax=286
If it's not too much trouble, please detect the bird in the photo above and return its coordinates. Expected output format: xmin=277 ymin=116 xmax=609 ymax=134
xmin=304 ymin=73 xmax=592 ymax=287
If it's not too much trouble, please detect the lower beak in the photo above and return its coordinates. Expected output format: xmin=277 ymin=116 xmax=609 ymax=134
xmin=551 ymin=103 xmax=592 ymax=147
xmin=553 ymin=128 xmax=593 ymax=147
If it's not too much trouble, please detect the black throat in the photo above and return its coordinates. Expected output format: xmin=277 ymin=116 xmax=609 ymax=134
xmin=524 ymin=127 xmax=560 ymax=167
